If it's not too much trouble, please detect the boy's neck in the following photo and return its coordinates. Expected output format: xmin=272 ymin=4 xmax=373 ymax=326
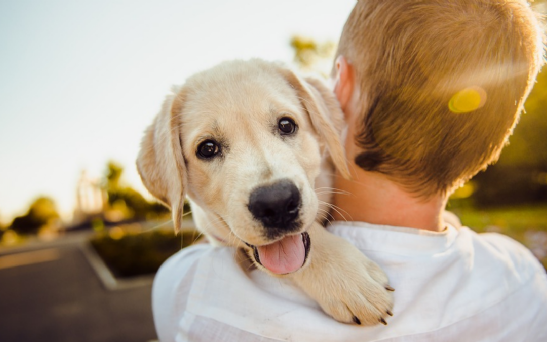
xmin=330 ymin=57 xmax=447 ymax=231
xmin=331 ymin=168 xmax=447 ymax=232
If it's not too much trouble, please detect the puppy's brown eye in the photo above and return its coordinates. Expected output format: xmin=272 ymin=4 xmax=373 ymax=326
xmin=278 ymin=117 xmax=297 ymax=135
xmin=197 ymin=140 xmax=220 ymax=159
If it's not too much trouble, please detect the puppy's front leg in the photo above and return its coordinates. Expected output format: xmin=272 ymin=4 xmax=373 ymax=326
xmin=290 ymin=222 xmax=394 ymax=326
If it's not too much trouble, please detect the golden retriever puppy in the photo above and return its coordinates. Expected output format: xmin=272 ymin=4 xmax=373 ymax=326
xmin=137 ymin=59 xmax=394 ymax=325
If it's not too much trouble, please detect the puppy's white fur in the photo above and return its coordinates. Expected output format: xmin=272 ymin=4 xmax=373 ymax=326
xmin=137 ymin=59 xmax=393 ymax=325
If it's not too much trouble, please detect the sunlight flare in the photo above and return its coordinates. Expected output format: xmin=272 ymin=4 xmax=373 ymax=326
xmin=448 ymin=86 xmax=487 ymax=113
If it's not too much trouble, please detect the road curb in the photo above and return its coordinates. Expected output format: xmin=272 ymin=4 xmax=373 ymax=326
xmin=79 ymin=242 xmax=154 ymax=291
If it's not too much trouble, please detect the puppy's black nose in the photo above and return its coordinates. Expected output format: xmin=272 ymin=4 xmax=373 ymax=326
xmin=248 ymin=179 xmax=301 ymax=231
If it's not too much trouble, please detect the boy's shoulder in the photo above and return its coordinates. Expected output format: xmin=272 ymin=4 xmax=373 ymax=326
xmin=468 ymin=229 xmax=545 ymax=277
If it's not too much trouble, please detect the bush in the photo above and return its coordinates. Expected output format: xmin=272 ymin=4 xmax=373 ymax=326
xmin=90 ymin=230 xmax=201 ymax=278
xmin=473 ymin=165 xmax=547 ymax=208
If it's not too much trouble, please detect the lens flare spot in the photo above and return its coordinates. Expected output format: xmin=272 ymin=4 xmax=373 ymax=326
xmin=109 ymin=226 xmax=125 ymax=240
xmin=451 ymin=181 xmax=476 ymax=199
xmin=449 ymin=86 xmax=487 ymax=113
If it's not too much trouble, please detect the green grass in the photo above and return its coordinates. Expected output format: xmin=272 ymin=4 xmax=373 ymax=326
xmin=449 ymin=203 xmax=547 ymax=269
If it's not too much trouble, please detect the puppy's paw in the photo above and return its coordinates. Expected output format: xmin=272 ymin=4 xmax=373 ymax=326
xmin=315 ymin=256 xmax=394 ymax=326
xmin=291 ymin=224 xmax=394 ymax=326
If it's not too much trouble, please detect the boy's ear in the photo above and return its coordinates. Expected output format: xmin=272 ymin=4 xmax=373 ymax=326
xmin=333 ymin=55 xmax=355 ymax=118
xmin=136 ymin=87 xmax=187 ymax=232
xmin=279 ymin=67 xmax=351 ymax=179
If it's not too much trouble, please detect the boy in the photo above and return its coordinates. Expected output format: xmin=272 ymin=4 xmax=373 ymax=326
xmin=153 ymin=1 xmax=547 ymax=340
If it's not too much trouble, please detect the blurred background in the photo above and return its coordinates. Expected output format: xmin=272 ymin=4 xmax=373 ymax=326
xmin=0 ymin=0 xmax=546 ymax=341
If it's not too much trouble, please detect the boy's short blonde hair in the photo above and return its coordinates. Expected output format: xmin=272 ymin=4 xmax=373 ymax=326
xmin=337 ymin=0 xmax=545 ymax=197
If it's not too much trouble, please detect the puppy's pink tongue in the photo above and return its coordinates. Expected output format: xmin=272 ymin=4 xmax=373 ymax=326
xmin=256 ymin=234 xmax=305 ymax=274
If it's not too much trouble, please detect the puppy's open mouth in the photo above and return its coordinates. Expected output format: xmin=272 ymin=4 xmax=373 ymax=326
xmin=245 ymin=232 xmax=310 ymax=275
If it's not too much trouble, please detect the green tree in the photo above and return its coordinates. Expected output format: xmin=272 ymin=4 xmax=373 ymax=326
xmin=472 ymin=65 xmax=547 ymax=207
xmin=290 ymin=35 xmax=336 ymax=76
xmin=10 ymin=197 xmax=60 ymax=235
xmin=106 ymin=161 xmax=123 ymax=190
xmin=103 ymin=161 xmax=169 ymax=220
xmin=0 ymin=215 xmax=5 ymax=240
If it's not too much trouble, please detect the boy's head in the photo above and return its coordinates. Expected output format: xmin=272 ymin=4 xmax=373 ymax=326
xmin=335 ymin=0 xmax=544 ymax=197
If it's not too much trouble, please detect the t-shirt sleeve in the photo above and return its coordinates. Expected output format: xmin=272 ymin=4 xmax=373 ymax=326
xmin=525 ymin=270 xmax=547 ymax=341
xmin=479 ymin=232 xmax=547 ymax=341
xmin=479 ymin=232 xmax=546 ymax=275
xmin=152 ymin=244 xmax=212 ymax=342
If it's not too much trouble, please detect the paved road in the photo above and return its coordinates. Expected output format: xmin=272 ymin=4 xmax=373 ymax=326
xmin=0 ymin=237 xmax=157 ymax=342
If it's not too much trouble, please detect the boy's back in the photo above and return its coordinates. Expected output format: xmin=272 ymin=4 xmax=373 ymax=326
xmin=153 ymin=221 xmax=547 ymax=341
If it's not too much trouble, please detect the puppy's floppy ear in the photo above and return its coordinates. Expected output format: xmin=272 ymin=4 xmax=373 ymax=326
xmin=137 ymin=87 xmax=187 ymax=232
xmin=280 ymin=68 xmax=351 ymax=179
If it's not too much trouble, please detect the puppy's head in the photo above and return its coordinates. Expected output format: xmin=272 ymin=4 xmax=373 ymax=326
xmin=137 ymin=59 xmax=349 ymax=274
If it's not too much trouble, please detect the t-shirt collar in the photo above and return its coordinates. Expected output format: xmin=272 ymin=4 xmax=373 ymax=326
xmin=327 ymin=220 xmax=459 ymax=255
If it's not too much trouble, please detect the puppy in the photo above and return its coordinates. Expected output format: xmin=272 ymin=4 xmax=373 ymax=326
xmin=137 ymin=59 xmax=394 ymax=325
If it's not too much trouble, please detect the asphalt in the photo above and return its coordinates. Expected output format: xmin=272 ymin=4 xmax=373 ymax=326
xmin=0 ymin=235 xmax=157 ymax=342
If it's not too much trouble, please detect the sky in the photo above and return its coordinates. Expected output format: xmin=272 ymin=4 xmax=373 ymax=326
xmin=0 ymin=0 xmax=357 ymax=224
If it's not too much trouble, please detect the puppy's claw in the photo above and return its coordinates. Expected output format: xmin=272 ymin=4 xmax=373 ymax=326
xmin=386 ymin=310 xmax=393 ymax=317
xmin=385 ymin=285 xmax=395 ymax=292
xmin=353 ymin=316 xmax=361 ymax=325
xmin=379 ymin=318 xmax=388 ymax=325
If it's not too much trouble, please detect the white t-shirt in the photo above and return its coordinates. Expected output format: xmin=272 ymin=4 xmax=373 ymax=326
xmin=152 ymin=221 xmax=547 ymax=341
